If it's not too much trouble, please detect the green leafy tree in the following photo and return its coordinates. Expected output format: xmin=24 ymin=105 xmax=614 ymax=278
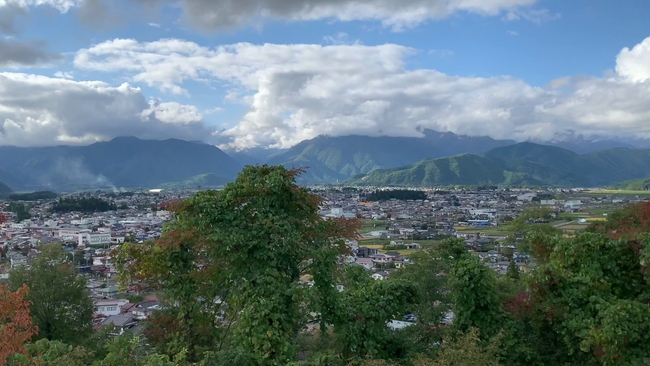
xmin=527 ymin=232 xmax=650 ymax=365
xmin=390 ymin=248 xmax=452 ymax=356
xmin=422 ymin=328 xmax=503 ymax=366
xmin=330 ymin=280 xmax=416 ymax=361
xmin=450 ymin=254 xmax=503 ymax=340
xmin=116 ymin=166 xmax=359 ymax=366
xmin=8 ymin=245 xmax=94 ymax=346
xmin=7 ymin=339 xmax=91 ymax=366
xmin=94 ymin=332 xmax=190 ymax=366
xmin=506 ymin=259 xmax=520 ymax=281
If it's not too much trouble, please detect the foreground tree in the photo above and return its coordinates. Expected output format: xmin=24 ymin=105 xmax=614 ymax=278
xmin=526 ymin=232 xmax=650 ymax=365
xmin=0 ymin=284 xmax=37 ymax=365
xmin=8 ymin=244 xmax=94 ymax=345
xmin=117 ymin=166 xmax=359 ymax=365
xmin=450 ymin=253 xmax=503 ymax=340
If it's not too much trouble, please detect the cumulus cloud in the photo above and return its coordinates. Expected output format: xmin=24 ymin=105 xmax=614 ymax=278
xmin=616 ymin=36 xmax=650 ymax=83
xmin=71 ymin=37 xmax=650 ymax=149
xmin=0 ymin=72 xmax=214 ymax=146
xmin=141 ymin=100 xmax=203 ymax=125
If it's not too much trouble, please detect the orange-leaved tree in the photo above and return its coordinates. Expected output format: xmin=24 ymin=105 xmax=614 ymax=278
xmin=0 ymin=284 xmax=38 ymax=364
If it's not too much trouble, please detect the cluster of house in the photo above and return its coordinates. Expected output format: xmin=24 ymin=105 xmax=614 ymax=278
xmin=314 ymin=187 xmax=637 ymax=228
xmin=91 ymin=292 xmax=161 ymax=335
xmin=0 ymin=190 xmax=188 ymax=278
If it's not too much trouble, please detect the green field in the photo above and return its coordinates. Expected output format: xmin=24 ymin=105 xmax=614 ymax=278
xmin=357 ymin=239 xmax=439 ymax=257
xmin=454 ymin=226 xmax=513 ymax=236
xmin=358 ymin=238 xmax=437 ymax=247
xmin=586 ymin=189 xmax=650 ymax=196
xmin=358 ymin=219 xmax=388 ymax=234
xmin=360 ymin=243 xmax=432 ymax=257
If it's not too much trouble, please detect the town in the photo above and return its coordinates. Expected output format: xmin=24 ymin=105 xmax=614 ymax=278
xmin=0 ymin=186 xmax=644 ymax=337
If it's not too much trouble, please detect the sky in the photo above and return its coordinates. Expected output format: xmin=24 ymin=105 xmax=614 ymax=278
xmin=2 ymin=0 xmax=650 ymax=150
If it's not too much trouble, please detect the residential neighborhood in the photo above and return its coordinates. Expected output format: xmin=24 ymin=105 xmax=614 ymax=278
xmin=0 ymin=186 xmax=644 ymax=335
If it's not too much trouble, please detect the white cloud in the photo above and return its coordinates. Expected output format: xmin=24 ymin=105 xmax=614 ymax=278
xmin=72 ymin=37 xmax=650 ymax=150
xmin=54 ymin=71 xmax=74 ymax=79
xmin=616 ymin=36 xmax=650 ymax=83
xmin=0 ymin=0 xmax=79 ymax=13
xmin=0 ymin=72 xmax=213 ymax=146
xmin=507 ymin=30 xmax=518 ymax=36
xmin=428 ymin=49 xmax=454 ymax=57
xmin=141 ymin=100 xmax=203 ymax=125
xmin=503 ymin=7 xmax=560 ymax=25
xmin=205 ymin=107 xmax=223 ymax=114
xmin=69 ymin=0 xmax=541 ymax=32
xmin=323 ymin=32 xmax=360 ymax=45
xmin=148 ymin=22 xmax=161 ymax=27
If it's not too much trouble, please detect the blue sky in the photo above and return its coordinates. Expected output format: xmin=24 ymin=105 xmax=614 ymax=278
xmin=2 ymin=0 xmax=650 ymax=148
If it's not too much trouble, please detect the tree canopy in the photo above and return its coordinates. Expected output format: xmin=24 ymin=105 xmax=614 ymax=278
xmin=8 ymin=245 xmax=94 ymax=346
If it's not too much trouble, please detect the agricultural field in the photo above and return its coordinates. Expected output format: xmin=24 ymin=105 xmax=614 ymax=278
xmin=357 ymin=238 xmax=438 ymax=257
xmin=585 ymin=189 xmax=650 ymax=196
xmin=358 ymin=219 xmax=388 ymax=233
xmin=454 ymin=225 xmax=513 ymax=237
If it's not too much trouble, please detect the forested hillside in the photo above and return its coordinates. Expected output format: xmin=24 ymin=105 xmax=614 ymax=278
xmin=349 ymin=143 xmax=650 ymax=187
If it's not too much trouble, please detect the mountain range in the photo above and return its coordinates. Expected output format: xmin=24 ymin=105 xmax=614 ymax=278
xmin=265 ymin=130 xmax=519 ymax=182
xmin=0 ymin=137 xmax=241 ymax=192
xmin=0 ymin=132 xmax=648 ymax=192
xmin=348 ymin=142 xmax=650 ymax=187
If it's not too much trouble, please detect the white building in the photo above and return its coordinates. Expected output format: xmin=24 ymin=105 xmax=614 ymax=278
xmin=59 ymin=229 xmax=111 ymax=248
xmin=84 ymin=233 xmax=112 ymax=247
xmin=517 ymin=193 xmax=537 ymax=202
xmin=469 ymin=209 xmax=497 ymax=218
xmin=564 ymin=200 xmax=582 ymax=210
xmin=95 ymin=299 xmax=129 ymax=316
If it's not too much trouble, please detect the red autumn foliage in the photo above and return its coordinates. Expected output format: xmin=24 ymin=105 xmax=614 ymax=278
xmin=504 ymin=291 xmax=533 ymax=319
xmin=0 ymin=284 xmax=38 ymax=365
xmin=591 ymin=201 xmax=650 ymax=239
xmin=159 ymin=199 xmax=183 ymax=210
xmin=144 ymin=314 xmax=181 ymax=346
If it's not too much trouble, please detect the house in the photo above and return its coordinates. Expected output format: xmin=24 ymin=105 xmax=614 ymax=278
xmin=355 ymin=257 xmax=374 ymax=270
xmin=406 ymin=243 xmax=421 ymax=250
xmin=96 ymin=285 xmax=119 ymax=299
xmin=95 ymin=299 xmax=129 ymax=316
xmin=356 ymin=247 xmax=379 ymax=258
xmin=131 ymin=300 xmax=160 ymax=320
xmin=370 ymin=253 xmax=394 ymax=265
xmin=100 ymin=315 xmax=136 ymax=335
xmin=371 ymin=271 xmax=389 ymax=281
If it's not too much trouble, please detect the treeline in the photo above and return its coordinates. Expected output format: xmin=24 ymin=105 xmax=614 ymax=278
xmin=365 ymin=189 xmax=426 ymax=201
xmin=8 ymin=191 xmax=58 ymax=201
xmin=6 ymin=202 xmax=31 ymax=221
xmin=4 ymin=166 xmax=650 ymax=366
xmin=51 ymin=197 xmax=117 ymax=213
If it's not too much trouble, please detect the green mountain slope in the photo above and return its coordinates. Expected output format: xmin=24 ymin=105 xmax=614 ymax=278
xmin=348 ymin=143 xmax=650 ymax=187
xmin=160 ymin=173 xmax=233 ymax=189
xmin=0 ymin=169 xmax=25 ymax=191
xmin=267 ymin=131 xmax=516 ymax=183
xmin=0 ymin=180 xmax=13 ymax=195
xmin=0 ymin=137 xmax=242 ymax=190
xmin=348 ymin=154 xmax=512 ymax=187
xmin=611 ymin=177 xmax=650 ymax=190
